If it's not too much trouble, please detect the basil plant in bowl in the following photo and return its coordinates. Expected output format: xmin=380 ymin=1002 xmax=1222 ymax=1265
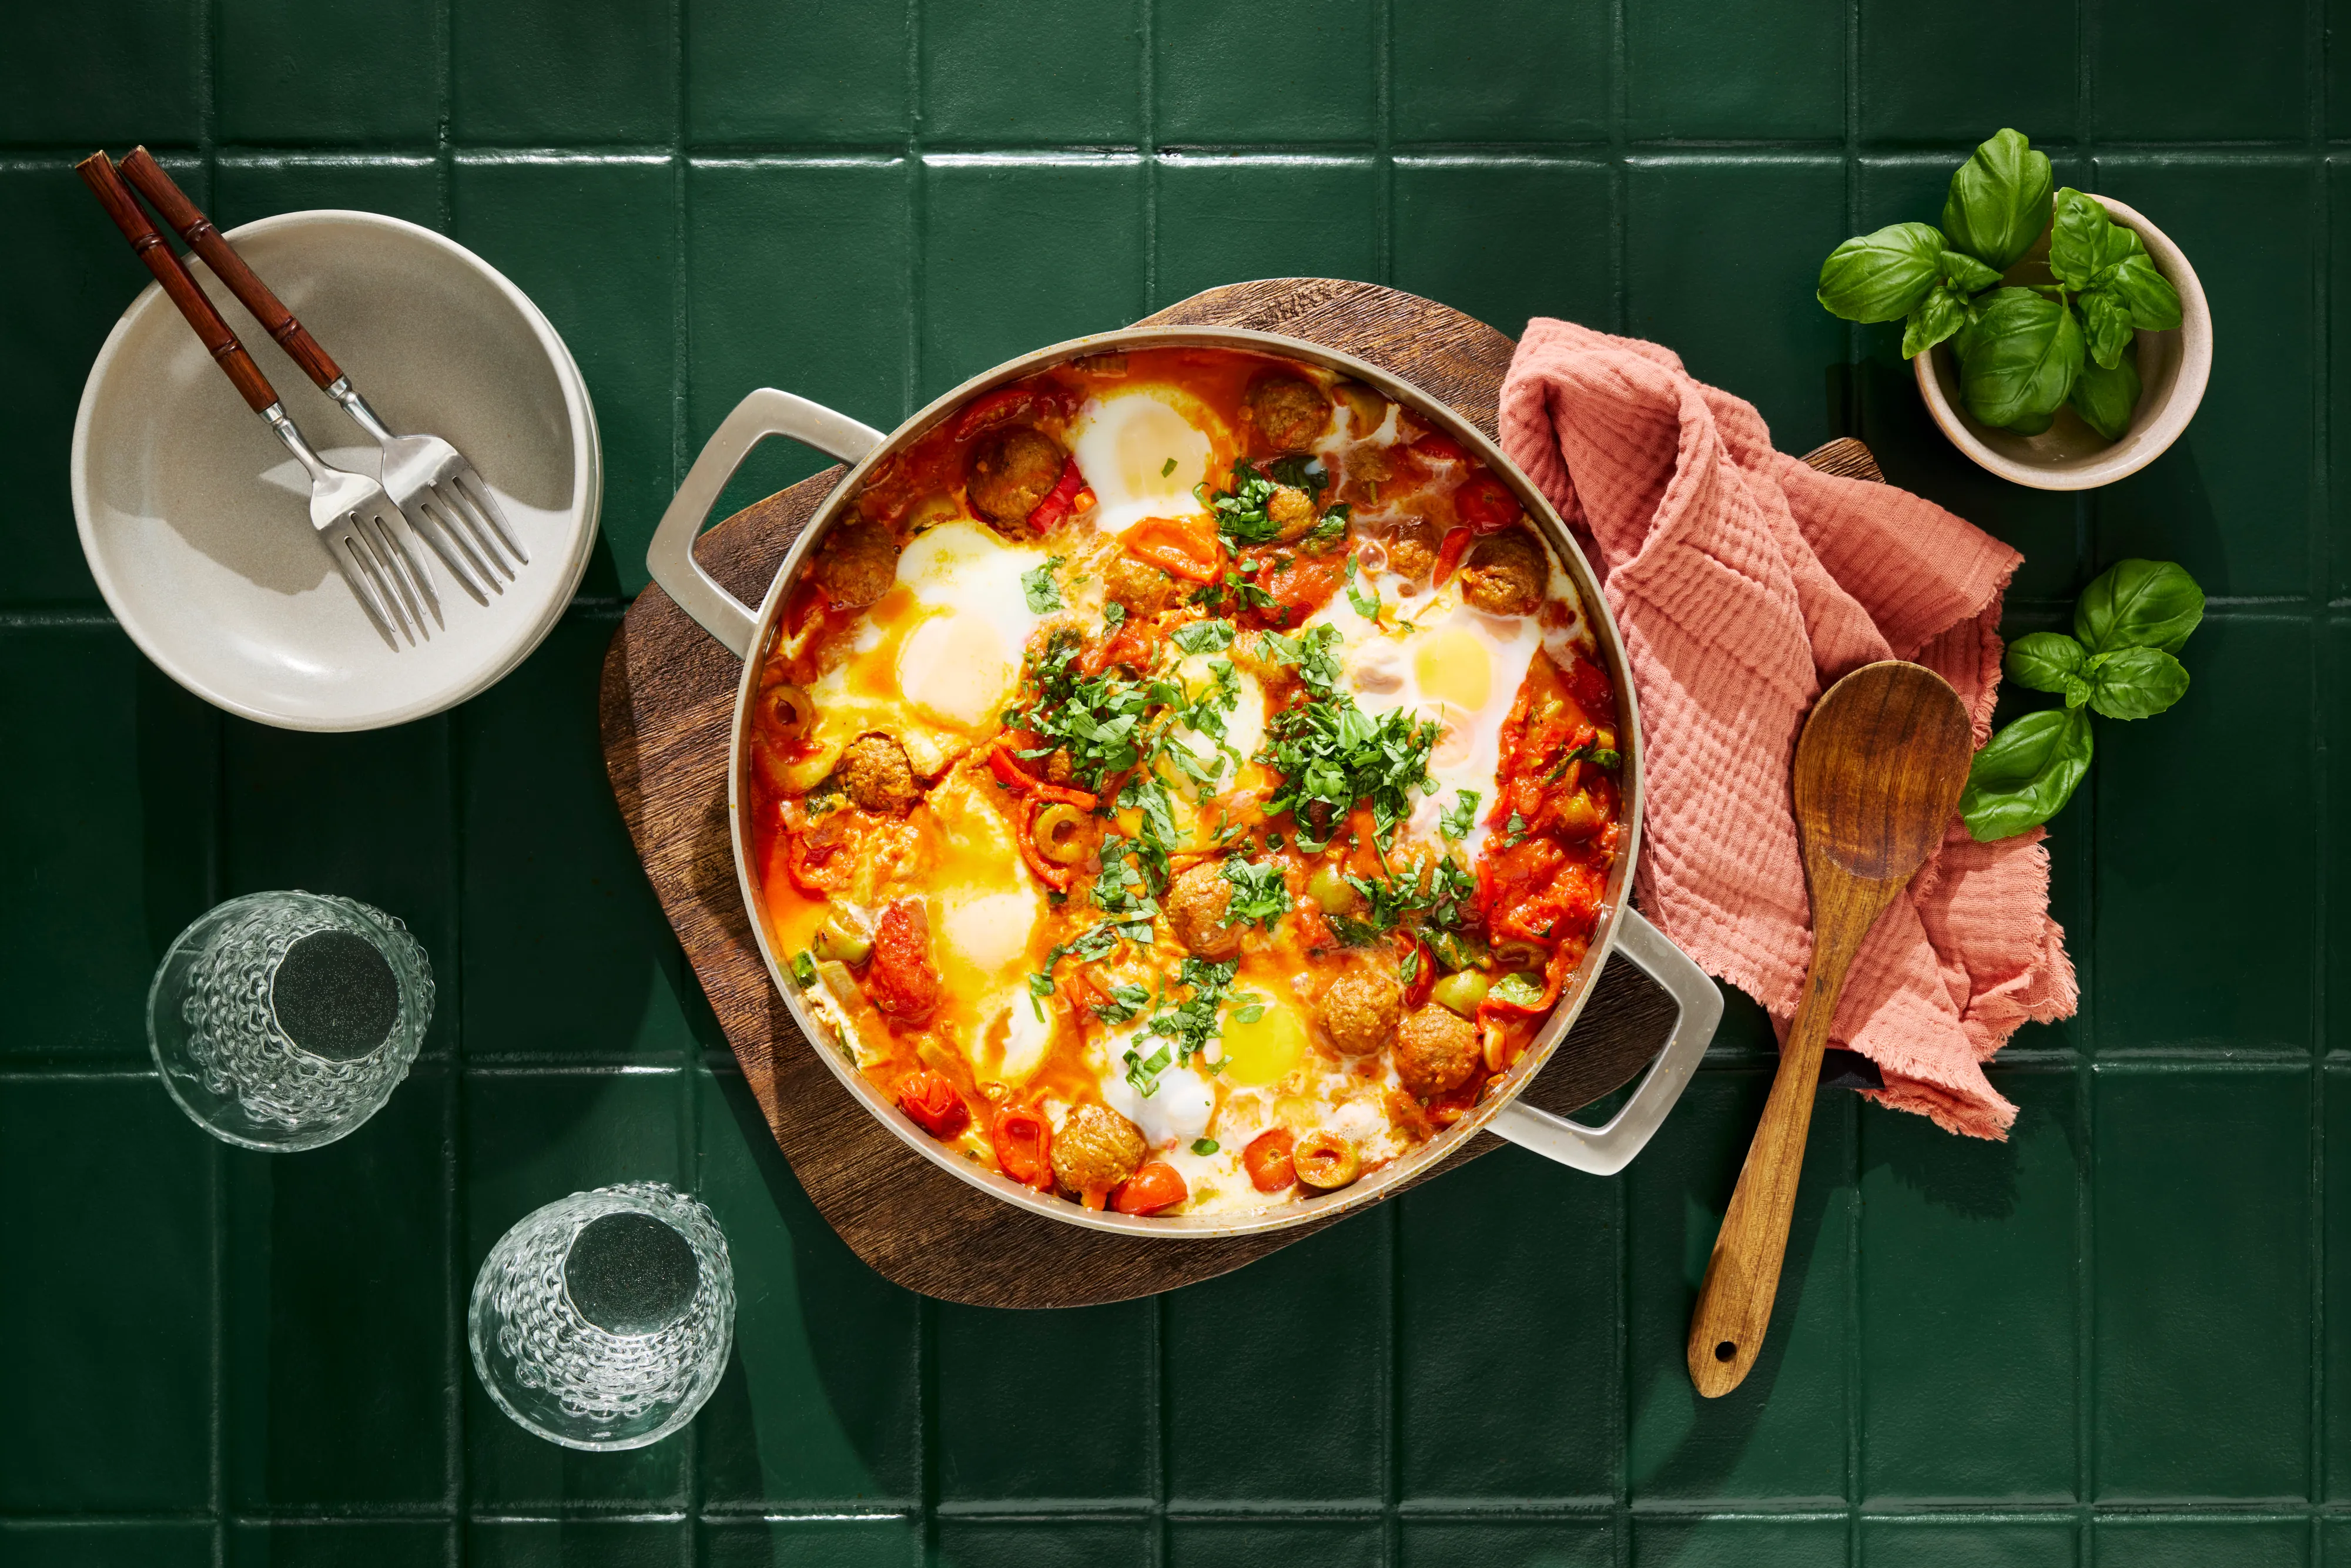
xmin=1816 ymin=130 xmax=2211 ymax=490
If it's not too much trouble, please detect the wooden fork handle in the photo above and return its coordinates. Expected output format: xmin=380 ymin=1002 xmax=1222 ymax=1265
xmin=77 ymin=152 xmax=278 ymax=416
xmin=119 ymin=145 xmax=343 ymax=392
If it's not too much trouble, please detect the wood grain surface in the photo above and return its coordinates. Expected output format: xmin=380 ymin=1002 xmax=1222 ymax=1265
xmin=599 ymin=278 xmax=1863 ymax=1308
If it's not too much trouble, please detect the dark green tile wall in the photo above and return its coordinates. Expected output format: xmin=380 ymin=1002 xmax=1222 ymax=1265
xmin=1 ymin=1 xmax=2341 ymax=1564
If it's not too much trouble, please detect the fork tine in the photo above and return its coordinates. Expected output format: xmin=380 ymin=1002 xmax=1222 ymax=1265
xmin=374 ymin=508 xmax=441 ymax=624
xmin=364 ymin=510 xmax=436 ymax=633
xmin=436 ymin=483 xmax=515 ymax=582
xmin=327 ymin=529 xmax=401 ymax=648
xmin=400 ymin=501 xmax=491 ymax=605
xmin=453 ymin=467 xmax=528 ymax=564
xmin=347 ymin=521 xmax=416 ymax=644
xmin=423 ymin=493 xmax=504 ymax=595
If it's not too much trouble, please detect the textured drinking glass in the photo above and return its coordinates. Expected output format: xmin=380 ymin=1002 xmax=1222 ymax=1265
xmin=148 ymin=890 xmax=434 ymax=1151
xmin=468 ymin=1182 xmax=735 ymax=1451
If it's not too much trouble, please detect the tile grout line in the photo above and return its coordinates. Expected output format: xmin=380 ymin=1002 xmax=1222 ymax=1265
xmin=2075 ymin=1 xmax=2101 ymax=1552
xmin=2305 ymin=0 xmax=2332 ymax=1530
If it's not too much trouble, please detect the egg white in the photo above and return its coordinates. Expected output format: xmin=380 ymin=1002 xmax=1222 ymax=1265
xmin=1067 ymin=388 xmax=1218 ymax=537
xmin=893 ymin=519 xmax=1053 ymax=730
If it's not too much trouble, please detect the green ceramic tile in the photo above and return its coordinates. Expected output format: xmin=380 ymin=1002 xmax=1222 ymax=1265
xmin=1850 ymin=156 xmax=2081 ymax=603
xmin=687 ymin=0 xmax=908 ymax=146
xmin=932 ymin=1519 xmax=1151 ymax=1568
xmin=1858 ymin=2 xmax=2078 ymax=146
xmin=1625 ymin=0 xmax=1844 ymax=142
xmin=2330 ymin=630 xmax=2351 ymax=1083
xmin=0 ymin=1521 xmax=215 ymax=1568
xmin=1860 ymin=1518 xmax=2077 ymax=1567
xmin=686 ymin=157 xmax=909 ymax=511
xmin=229 ymin=1519 xmax=453 ymax=1567
xmin=451 ymin=0 xmax=677 ymax=146
xmin=1166 ymin=1520 xmax=1384 ymax=1568
xmin=1627 ymin=1069 xmax=1852 ymax=1503
xmin=694 ymin=1069 xmax=920 ymax=1510
xmin=222 ymin=715 xmax=456 ymax=1058
xmin=920 ymin=158 xmax=1144 ymax=396
xmin=224 ymin=1062 xmax=451 ymax=1509
xmin=1397 ymin=1146 xmax=1617 ymax=1502
xmin=454 ymin=158 xmax=675 ymax=597
xmin=1154 ymin=0 xmax=1375 ymax=145
xmin=2092 ymin=1517 xmax=2309 ymax=1568
xmin=2092 ymin=158 xmax=2314 ymax=598
xmin=2 ymin=158 xmax=203 ymax=606
xmin=702 ymin=1516 xmax=919 ymax=1567
xmin=0 ymin=626 xmax=215 ymax=1062
xmin=219 ymin=0 xmax=440 ymax=146
xmin=458 ymin=621 xmax=701 ymax=1068
xmin=466 ymin=1519 xmax=689 ymax=1566
xmin=1392 ymin=158 xmax=1615 ymax=338
xmin=1398 ymin=1520 xmax=1615 ymax=1567
xmin=2329 ymin=1518 xmax=2351 ymax=1567
xmin=463 ymin=1067 xmax=690 ymax=1507
xmin=0 ymin=1077 xmax=214 ymax=1510
xmin=1625 ymin=158 xmax=1848 ymax=456
xmin=2327 ymin=1065 xmax=2351 ymax=1502
xmin=1858 ymin=1070 xmax=2078 ymax=1502
xmin=0 ymin=0 xmax=202 ymax=144
xmin=2332 ymin=163 xmax=2351 ymax=597
xmin=936 ymin=1298 xmax=1151 ymax=1502
xmin=2093 ymin=0 xmax=2308 ymax=142
xmin=1631 ymin=1515 xmax=1848 ymax=1567
xmin=2093 ymin=617 xmax=2312 ymax=1054
xmin=1153 ymin=156 xmax=1380 ymax=310
xmin=1706 ymin=986 xmax=1781 ymax=1062
xmin=921 ymin=0 xmax=1142 ymax=146
xmin=1391 ymin=0 xmax=1607 ymax=143
xmin=213 ymin=156 xmax=446 ymax=232
xmin=2092 ymin=1067 xmax=2311 ymax=1500
xmin=1166 ymin=1217 xmax=1387 ymax=1502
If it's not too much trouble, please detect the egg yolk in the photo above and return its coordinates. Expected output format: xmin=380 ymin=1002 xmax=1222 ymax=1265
xmin=1413 ymin=626 xmax=1493 ymax=713
xmin=899 ymin=614 xmax=1011 ymax=729
xmin=1220 ymin=997 xmax=1308 ymax=1086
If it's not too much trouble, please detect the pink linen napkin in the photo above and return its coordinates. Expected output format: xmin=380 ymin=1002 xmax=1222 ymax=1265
xmin=1498 ymin=318 xmax=2077 ymax=1138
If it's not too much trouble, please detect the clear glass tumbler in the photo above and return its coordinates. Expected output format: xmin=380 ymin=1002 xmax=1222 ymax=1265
xmin=148 ymin=890 xmax=435 ymax=1151
xmin=467 ymin=1182 xmax=735 ymax=1451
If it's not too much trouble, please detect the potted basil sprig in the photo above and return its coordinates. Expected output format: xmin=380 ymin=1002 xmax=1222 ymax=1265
xmin=1816 ymin=129 xmax=2187 ymax=447
xmin=1961 ymin=559 xmax=2204 ymax=840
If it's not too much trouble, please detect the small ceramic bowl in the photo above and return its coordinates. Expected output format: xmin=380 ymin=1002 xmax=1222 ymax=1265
xmin=1913 ymin=195 xmax=2210 ymax=491
xmin=72 ymin=210 xmax=601 ymax=731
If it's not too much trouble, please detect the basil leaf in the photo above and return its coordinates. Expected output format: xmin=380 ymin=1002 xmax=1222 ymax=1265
xmin=1960 ymin=707 xmax=2094 ymax=842
xmin=1951 ymin=295 xmax=1990 ymax=361
xmin=2074 ymin=558 xmax=2205 ymax=655
xmin=2086 ymin=645 xmax=2189 ymax=721
xmin=2100 ymin=249 xmax=2183 ymax=332
xmin=2004 ymin=631 xmax=2087 ymax=695
xmin=1943 ymin=250 xmax=2002 ymax=294
xmin=2004 ymin=408 xmax=2057 ymax=437
xmin=2068 ymin=339 xmax=2142 ymax=442
xmin=1941 ymin=128 xmax=2054 ymax=271
xmin=2046 ymin=187 xmax=2114 ymax=289
xmin=1902 ymin=286 xmax=1967 ymax=359
xmin=1960 ymin=288 xmax=2084 ymax=428
xmin=1817 ymin=221 xmax=1948 ymax=324
xmin=2078 ymin=289 xmax=2135 ymax=370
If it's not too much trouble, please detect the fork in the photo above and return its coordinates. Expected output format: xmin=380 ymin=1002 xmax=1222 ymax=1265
xmin=78 ymin=152 xmax=433 ymax=647
xmin=119 ymin=146 xmax=530 ymax=605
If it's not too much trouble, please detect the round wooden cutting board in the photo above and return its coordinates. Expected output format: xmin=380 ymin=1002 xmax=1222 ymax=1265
xmin=597 ymin=278 xmax=1878 ymax=1308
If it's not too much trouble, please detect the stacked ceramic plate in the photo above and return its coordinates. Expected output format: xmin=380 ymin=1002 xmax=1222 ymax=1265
xmin=72 ymin=211 xmax=602 ymax=731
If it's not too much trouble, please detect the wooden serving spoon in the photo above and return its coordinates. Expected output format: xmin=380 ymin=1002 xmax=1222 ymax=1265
xmin=1686 ymin=660 xmax=1974 ymax=1398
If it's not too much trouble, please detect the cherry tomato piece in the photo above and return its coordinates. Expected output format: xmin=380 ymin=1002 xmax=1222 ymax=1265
xmin=1243 ymin=1128 xmax=1297 ymax=1193
xmin=990 ymin=1105 xmax=1054 ymax=1189
xmin=1110 ymin=1161 xmax=1189 ymax=1215
xmin=895 ymin=1070 xmax=970 ymax=1140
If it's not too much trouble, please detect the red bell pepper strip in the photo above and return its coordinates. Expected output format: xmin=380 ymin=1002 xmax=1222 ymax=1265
xmin=1120 ymin=515 xmax=1224 ymax=582
xmin=1025 ymin=458 xmax=1086 ymax=531
xmin=1432 ymin=526 xmax=1473 ymax=587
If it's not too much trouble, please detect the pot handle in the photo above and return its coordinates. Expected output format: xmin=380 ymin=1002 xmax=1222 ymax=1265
xmin=1486 ymin=908 xmax=1721 ymax=1177
xmin=645 ymin=387 xmax=886 ymax=660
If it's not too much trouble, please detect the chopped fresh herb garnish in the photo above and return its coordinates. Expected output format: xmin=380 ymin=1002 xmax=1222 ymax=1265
xmin=1229 ymin=996 xmax=1268 ymax=1024
xmin=1122 ymin=957 xmax=1241 ymax=1096
xmin=1103 ymin=599 xmax=1127 ymax=629
xmin=1306 ymin=504 xmax=1350 ymax=547
xmin=1161 ymin=456 xmax=1179 ymax=478
xmin=1505 ymin=812 xmax=1529 ymax=846
xmin=1020 ymin=555 xmax=1065 ymax=614
xmin=1546 ymin=738 xmax=1621 ymax=782
xmin=1002 ymin=631 xmax=1155 ymax=792
xmin=1219 ymin=857 xmax=1293 ymax=929
xmin=1399 ymin=946 xmax=1421 ymax=987
xmin=1191 ymin=1137 xmax=1220 ymax=1156
xmin=1439 ymin=789 xmax=1482 ymax=840
xmin=1093 ymin=982 xmax=1152 ymax=1026
xmin=790 ymin=950 xmax=817 ymax=987
xmin=1342 ymin=554 xmax=1381 ymax=622
xmin=1264 ymin=830 xmax=1284 ymax=851
xmin=1255 ymin=629 xmax=1439 ymax=852
xmin=1490 ymin=971 xmax=1546 ymax=1009
xmin=1171 ymin=618 xmax=1237 ymax=655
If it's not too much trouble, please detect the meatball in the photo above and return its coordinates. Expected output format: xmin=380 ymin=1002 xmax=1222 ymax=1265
xmin=1395 ymin=1003 xmax=1479 ymax=1097
xmin=1165 ymin=862 xmax=1243 ymax=960
xmin=1244 ymin=374 xmax=1331 ymax=452
xmin=811 ymin=520 xmax=899 ymax=609
xmin=1458 ymin=528 xmax=1546 ymax=617
xmin=1051 ymin=1103 xmax=1146 ymax=1197
xmin=1319 ymin=967 xmax=1402 ymax=1057
xmin=1105 ymin=553 xmax=1180 ymax=615
xmin=1265 ymin=484 xmax=1318 ymax=544
xmin=1385 ymin=518 xmax=1441 ymax=583
xmin=967 ymin=425 xmax=1067 ymax=530
xmin=836 ymin=732 xmax=920 ymax=814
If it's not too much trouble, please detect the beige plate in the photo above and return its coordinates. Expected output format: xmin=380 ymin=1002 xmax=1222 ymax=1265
xmin=72 ymin=209 xmax=601 ymax=732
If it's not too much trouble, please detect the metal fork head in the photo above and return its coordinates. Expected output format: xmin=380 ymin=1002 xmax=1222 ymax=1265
xmin=307 ymin=465 xmax=436 ymax=648
xmin=373 ymin=428 xmax=529 ymax=599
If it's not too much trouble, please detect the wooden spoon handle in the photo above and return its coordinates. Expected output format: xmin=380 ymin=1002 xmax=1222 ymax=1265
xmin=76 ymin=152 xmax=279 ymax=416
xmin=119 ymin=145 xmax=344 ymax=391
xmin=1684 ymin=876 xmax=1879 ymax=1398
